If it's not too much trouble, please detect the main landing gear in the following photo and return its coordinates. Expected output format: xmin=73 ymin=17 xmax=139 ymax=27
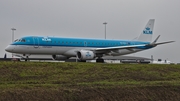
xmin=76 ymin=54 xmax=104 ymax=63
xmin=77 ymin=58 xmax=104 ymax=63
xmin=78 ymin=60 xmax=86 ymax=62
xmin=96 ymin=57 xmax=104 ymax=63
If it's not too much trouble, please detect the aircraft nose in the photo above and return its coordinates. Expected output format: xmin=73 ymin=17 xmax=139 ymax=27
xmin=5 ymin=45 xmax=13 ymax=52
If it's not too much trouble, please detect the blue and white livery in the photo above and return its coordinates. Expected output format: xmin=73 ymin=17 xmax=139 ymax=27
xmin=5 ymin=19 xmax=174 ymax=62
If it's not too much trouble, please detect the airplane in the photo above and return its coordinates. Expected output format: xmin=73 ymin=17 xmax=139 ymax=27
xmin=5 ymin=19 xmax=174 ymax=62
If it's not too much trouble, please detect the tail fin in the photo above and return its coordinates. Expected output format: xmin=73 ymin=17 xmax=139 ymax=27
xmin=137 ymin=19 xmax=155 ymax=42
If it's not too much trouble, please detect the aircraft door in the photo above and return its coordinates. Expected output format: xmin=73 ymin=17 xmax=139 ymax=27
xmin=33 ymin=37 xmax=39 ymax=48
xmin=84 ymin=41 xmax=87 ymax=47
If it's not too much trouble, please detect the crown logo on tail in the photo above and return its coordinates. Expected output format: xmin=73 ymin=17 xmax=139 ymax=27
xmin=143 ymin=27 xmax=152 ymax=34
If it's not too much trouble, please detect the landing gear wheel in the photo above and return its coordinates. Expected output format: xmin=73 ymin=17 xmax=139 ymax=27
xmin=78 ymin=60 xmax=86 ymax=62
xmin=96 ymin=58 xmax=104 ymax=63
xmin=25 ymin=56 xmax=29 ymax=61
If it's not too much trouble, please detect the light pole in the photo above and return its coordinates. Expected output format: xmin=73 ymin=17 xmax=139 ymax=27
xmin=11 ymin=28 xmax=16 ymax=58
xmin=11 ymin=28 xmax=16 ymax=42
xmin=103 ymin=22 xmax=107 ymax=39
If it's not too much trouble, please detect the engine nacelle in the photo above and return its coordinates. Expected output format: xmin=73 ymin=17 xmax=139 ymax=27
xmin=77 ymin=50 xmax=95 ymax=60
xmin=52 ymin=55 xmax=69 ymax=60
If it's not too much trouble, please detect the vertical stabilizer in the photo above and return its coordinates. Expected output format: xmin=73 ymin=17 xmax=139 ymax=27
xmin=137 ymin=19 xmax=155 ymax=42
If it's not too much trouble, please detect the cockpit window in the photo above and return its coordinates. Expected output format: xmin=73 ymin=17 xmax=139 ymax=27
xmin=14 ymin=39 xmax=26 ymax=42
xmin=14 ymin=39 xmax=18 ymax=42
xmin=21 ymin=39 xmax=26 ymax=42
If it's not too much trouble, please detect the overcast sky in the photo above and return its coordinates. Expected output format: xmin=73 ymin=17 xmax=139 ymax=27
xmin=0 ymin=0 xmax=179 ymax=62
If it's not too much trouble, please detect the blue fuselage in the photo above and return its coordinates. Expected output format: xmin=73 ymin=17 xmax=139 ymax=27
xmin=5 ymin=36 xmax=152 ymax=57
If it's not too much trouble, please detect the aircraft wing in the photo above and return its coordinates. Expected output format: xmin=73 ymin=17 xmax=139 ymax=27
xmin=146 ymin=41 xmax=175 ymax=47
xmin=154 ymin=41 xmax=175 ymax=45
xmin=93 ymin=44 xmax=147 ymax=52
xmin=146 ymin=35 xmax=175 ymax=46
xmin=92 ymin=40 xmax=174 ymax=52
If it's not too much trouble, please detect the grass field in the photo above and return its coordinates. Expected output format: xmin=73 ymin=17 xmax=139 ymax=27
xmin=0 ymin=61 xmax=180 ymax=101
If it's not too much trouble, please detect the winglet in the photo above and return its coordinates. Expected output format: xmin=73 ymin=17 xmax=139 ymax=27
xmin=152 ymin=35 xmax=160 ymax=44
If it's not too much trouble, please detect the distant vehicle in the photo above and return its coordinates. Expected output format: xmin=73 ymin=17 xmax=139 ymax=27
xmin=152 ymin=59 xmax=173 ymax=64
xmin=5 ymin=19 xmax=174 ymax=62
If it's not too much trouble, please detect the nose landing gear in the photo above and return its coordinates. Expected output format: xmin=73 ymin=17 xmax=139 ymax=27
xmin=25 ymin=56 xmax=29 ymax=61
xmin=23 ymin=54 xmax=30 ymax=61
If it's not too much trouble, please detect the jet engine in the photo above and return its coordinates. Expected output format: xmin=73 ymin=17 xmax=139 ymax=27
xmin=52 ymin=55 xmax=69 ymax=60
xmin=77 ymin=50 xmax=95 ymax=60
